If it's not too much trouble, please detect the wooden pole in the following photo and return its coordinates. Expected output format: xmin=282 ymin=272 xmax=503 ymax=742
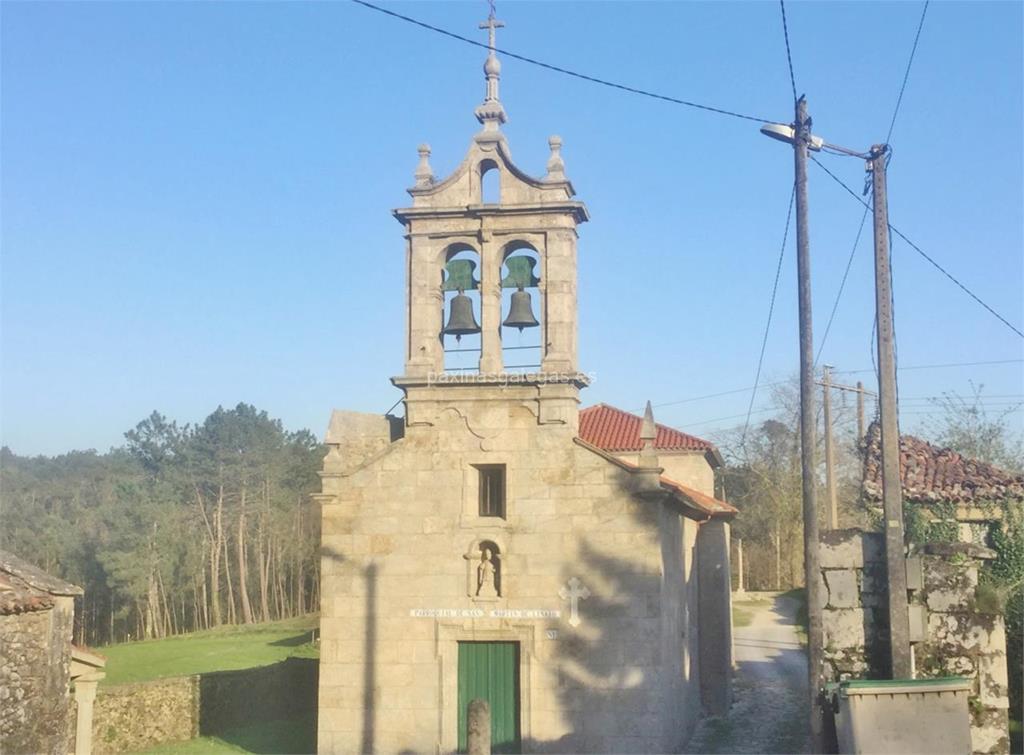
xmin=870 ymin=144 xmax=912 ymax=679
xmin=794 ymin=95 xmax=825 ymax=750
xmin=823 ymin=365 xmax=838 ymax=529
xmin=856 ymin=380 xmax=866 ymax=442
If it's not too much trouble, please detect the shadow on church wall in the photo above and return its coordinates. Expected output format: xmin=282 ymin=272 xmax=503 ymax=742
xmin=523 ymin=531 xmax=697 ymax=754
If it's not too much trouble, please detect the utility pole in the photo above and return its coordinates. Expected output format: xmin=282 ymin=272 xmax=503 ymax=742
xmin=794 ymin=95 xmax=825 ymax=750
xmin=822 ymin=365 xmax=838 ymax=529
xmin=869 ymin=143 xmax=912 ymax=679
xmin=857 ymin=380 xmax=866 ymax=441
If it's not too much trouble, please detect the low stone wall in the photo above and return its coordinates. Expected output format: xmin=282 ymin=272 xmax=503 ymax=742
xmin=819 ymin=529 xmax=1010 ymax=755
xmin=71 ymin=657 xmax=317 ymax=754
xmin=199 ymin=657 xmax=318 ymax=734
xmin=86 ymin=676 xmax=198 ymax=753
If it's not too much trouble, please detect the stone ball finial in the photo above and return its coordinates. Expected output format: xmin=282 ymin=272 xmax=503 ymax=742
xmin=545 ymin=135 xmax=565 ymax=180
xmin=484 ymin=53 xmax=501 ymax=77
xmin=414 ymin=144 xmax=434 ymax=188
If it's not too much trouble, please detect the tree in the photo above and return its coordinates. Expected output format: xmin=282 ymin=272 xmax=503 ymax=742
xmin=924 ymin=384 xmax=1023 ymax=473
xmin=0 ymin=404 xmax=324 ymax=646
xmin=924 ymin=385 xmax=1024 ymax=722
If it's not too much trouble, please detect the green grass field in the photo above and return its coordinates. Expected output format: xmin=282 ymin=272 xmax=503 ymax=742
xmin=99 ymin=615 xmax=319 ymax=685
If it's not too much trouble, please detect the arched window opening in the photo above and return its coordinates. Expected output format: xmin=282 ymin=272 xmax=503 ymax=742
xmin=500 ymin=246 xmax=542 ymax=373
xmin=481 ymin=161 xmax=500 ymax=204
xmin=442 ymin=248 xmax=482 ymax=374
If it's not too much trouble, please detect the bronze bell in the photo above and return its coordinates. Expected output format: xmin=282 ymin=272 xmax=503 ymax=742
xmin=443 ymin=292 xmax=481 ymax=341
xmin=503 ymin=287 xmax=539 ymax=331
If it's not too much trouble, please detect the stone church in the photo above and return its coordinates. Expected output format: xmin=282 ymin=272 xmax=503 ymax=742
xmin=317 ymin=14 xmax=736 ymax=754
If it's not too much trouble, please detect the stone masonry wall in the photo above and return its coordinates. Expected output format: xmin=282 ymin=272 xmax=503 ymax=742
xmin=819 ymin=529 xmax=1010 ymax=755
xmin=69 ymin=657 xmax=318 ymax=754
xmin=317 ymin=400 xmax=720 ymax=755
xmin=1 ymin=598 xmax=74 ymax=755
xmin=81 ymin=676 xmax=198 ymax=754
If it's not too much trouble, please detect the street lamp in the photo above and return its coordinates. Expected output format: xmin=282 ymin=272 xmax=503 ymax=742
xmin=759 ymin=122 xmax=868 ymax=157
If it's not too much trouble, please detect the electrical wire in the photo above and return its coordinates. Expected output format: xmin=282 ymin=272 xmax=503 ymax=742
xmin=350 ymin=0 xmax=774 ymax=124
xmin=779 ymin=0 xmax=798 ymax=104
xmin=815 ymin=1 xmax=929 ymax=365
xmin=814 ymin=207 xmax=869 ymax=366
xmin=834 ymin=358 xmax=1023 ymax=375
xmin=741 ymin=185 xmax=796 ymax=447
xmin=886 ymin=1 xmax=930 ymax=145
xmin=810 ymin=155 xmax=1024 ymax=339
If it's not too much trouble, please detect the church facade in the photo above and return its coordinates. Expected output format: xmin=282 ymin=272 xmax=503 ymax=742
xmin=317 ymin=15 xmax=735 ymax=754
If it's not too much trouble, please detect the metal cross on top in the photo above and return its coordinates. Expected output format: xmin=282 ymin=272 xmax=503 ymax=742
xmin=479 ymin=1 xmax=504 ymax=50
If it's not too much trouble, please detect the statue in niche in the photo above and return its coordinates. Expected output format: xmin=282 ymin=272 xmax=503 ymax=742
xmin=477 ymin=547 xmax=499 ymax=598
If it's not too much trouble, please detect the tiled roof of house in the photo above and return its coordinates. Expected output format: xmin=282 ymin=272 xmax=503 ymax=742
xmin=0 ymin=551 xmax=82 ymax=615
xmin=659 ymin=476 xmax=739 ymax=516
xmin=579 ymin=403 xmax=717 ymax=454
xmin=572 ymin=438 xmax=737 ymax=519
xmin=862 ymin=422 xmax=1024 ymax=504
xmin=0 ymin=573 xmax=54 ymax=615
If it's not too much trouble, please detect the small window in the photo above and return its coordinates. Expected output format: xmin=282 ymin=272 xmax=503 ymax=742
xmin=477 ymin=465 xmax=506 ymax=518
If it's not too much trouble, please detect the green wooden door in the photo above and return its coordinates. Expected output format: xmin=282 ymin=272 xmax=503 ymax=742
xmin=457 ymin=642 xmax=521 ymax=754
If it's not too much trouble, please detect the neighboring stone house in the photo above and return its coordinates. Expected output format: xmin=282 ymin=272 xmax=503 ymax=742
xmin=316 ymin=15 xmax=737 ymax=754
xmin=819 ymin=531 xmax=1010 ymax=754
xmin=862 ymin=422 xmax=1024 ymax=543
xmin=0 ymin=551 xmax=82 ymax=754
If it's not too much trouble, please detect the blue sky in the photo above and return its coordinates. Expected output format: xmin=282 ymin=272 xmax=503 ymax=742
xmin=2 ymin=0 xmax=1021 ymax=456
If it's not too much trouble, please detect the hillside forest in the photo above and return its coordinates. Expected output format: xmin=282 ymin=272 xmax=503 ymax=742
xmin=0 ymin=404 xmax=323 ymax=646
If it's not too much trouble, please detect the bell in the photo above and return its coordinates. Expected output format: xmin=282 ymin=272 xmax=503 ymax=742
xmin=503 ymin=288 xmax=539 ymax=331
xmin=443 ymin=292 xmax=481 ymax=341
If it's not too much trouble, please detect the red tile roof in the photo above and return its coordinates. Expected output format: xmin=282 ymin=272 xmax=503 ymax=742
xmin=660 ymin=476 xmax=739 ymax=516
xmin=0 ymin=551 xmax=82 ymax=615
xmin=579 ymin=403 xmax=717 ymax=454
xmin=862 ymin=422 xmax=1024 ymax=504
xmin=573 ymin=438 xmax=737 ymax=519
xmin=0 ymin=573 xmax=54 ymax=615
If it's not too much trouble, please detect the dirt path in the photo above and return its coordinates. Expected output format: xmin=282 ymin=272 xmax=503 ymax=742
xmin=684 ymin=591 xmax=810 ymax=754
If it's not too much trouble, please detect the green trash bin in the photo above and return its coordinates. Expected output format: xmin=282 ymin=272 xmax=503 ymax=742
xmin=829 ymin=677 xmax=972 ymax=754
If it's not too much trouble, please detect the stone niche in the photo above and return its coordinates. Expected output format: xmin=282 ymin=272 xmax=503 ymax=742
xmin=463 ymin=539 xmax=503 ymax=600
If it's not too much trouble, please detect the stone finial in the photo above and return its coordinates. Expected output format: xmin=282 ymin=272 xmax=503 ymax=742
xmin=474 ymin=13 xmax=507 ymax=131
xmin=414 ymin=144 xmax=433 ymax=188
xmin=544 ymin=135 xmax=566 ymax=181
xmin=640 ymin=401 xmax=656 ymax=441
xmin=639 ymin=401 xmax=659 ymax=470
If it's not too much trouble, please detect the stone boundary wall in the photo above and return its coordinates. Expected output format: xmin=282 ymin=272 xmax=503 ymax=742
xmin=69 ymin=657 xmax=318 ymax=754
xmin=819 ymin=529 xmax=1010 ymax=755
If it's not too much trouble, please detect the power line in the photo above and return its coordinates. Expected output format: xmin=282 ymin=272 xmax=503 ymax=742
xmin=650 ymin=360 xmax=1022 ymax=419
xmin=835 ymin=358 xmax=1024 ymax=375
xmin=816 ymin=2 xmax=929 ymax=365
xmin=815 ymin=208 xmax=869 ymax=366
xmin=810 ymin=155 xmax=1024 ymax=340
xmin=651 ymin=380 xmax=791 ymax=410
xmin=350 ymin=0 xmax=774 ymax=124
xmin=779 ymin=0 xmax=798 ymax=103
xmin=886 ymin=1 xmax=930 ymax=145
xmin=741 ymin=185 xmax=795 ymax=446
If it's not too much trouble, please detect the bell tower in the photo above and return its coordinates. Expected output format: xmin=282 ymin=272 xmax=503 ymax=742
xmin=392 ymin=10 xmax=589 ymax=429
